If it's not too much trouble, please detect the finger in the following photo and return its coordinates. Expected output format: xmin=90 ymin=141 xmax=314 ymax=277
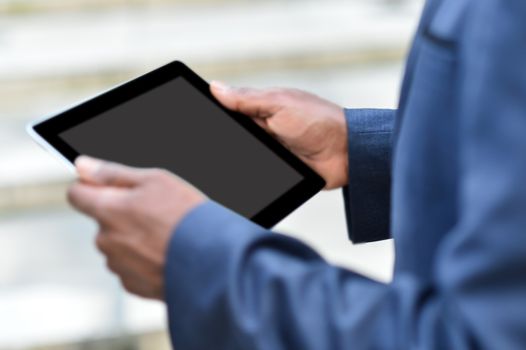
xmin=105 ymin=255 xmax=163 ymax=299
xmin=75 ymin=156 xmax=147 ymax=187
xmin=120 ymin=275 xmax=159 ymax=299
xmin=67 ymin=182 xmax=129 ymax=221
xmin=227 ymin=110 xmax=271 ymax=134
xmin=210 ymin=81 xmax=282 ymax=119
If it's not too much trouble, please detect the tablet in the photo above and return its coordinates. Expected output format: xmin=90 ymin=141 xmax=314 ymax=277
xmin=28 ymin=61 xmax=325 ymax=228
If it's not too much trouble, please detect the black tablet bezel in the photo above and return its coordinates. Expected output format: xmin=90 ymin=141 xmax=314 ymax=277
xmin=31 ymin=61 xmax=326 ymax=228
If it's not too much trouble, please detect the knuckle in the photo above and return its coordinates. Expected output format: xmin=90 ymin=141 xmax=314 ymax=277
xmin=147 ymin=168 xmax=167 ymax=179
xmin=97 ymin=163 xmax=124 ymax=185
xmin=121 ymin=279 xmax=134 ymax=294
xmin=66 ymin=185 xmax=77 ymax=204
xmin=95 ymin=190 xmax=128 ymax=215
xmin=92 ymin=194 xmax=110 ymax=217
xmin=149 ymin=168 xmax=173 ymax=183
xmin=95 ymin=234 xmax=108 ymax=253
xmin=267 ymin=89 xmax=293 ymax=105
xmin=282 ymin=88 xmax=305 ymax=100
xmin=272 ymin=87 xmax=290 ymax=95
xmin=264 ymin=88 xmax=282 ymax=99
xmin=93 ymin=164 xmax=110 ymax=182
xmin=105 ymin=258 xmax=117 ymax=273
xmin=236 ymin=87 xmax=252 ymax=96
xmin=158 ymin=168 xmax=172 ymax=179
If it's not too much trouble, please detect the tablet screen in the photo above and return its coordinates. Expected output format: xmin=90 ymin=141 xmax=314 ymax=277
xmin=59 ymin=77 xmax=303 ymax=218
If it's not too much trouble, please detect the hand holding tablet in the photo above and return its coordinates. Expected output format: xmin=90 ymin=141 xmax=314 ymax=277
xmin=28 ymin=61 xmax=326 ymax=228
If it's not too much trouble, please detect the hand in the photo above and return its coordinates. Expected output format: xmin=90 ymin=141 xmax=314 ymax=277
xmin=211 ymin=82 xmax=348 ymax=189
xmin=67 ymin=156 xmax=206 ymax=300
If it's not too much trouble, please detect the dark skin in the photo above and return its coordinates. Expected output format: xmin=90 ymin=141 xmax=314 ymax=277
xmin=67 ymin=81 xmax=349 ymax=300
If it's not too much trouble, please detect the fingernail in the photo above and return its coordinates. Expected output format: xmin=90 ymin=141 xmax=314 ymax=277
xmin=75 ymin=155 xmax=101 ymax=175
xmin=211 ymin=80 xmax=230 ymax=92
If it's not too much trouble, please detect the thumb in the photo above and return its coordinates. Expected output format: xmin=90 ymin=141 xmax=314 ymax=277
xmin=210 ymin=81 xmax=281 ymax=118
xmin=75 ymin=156 xmax=147 ymax=187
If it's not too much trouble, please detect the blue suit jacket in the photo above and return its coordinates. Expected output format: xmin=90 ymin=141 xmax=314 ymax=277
xmin=165 ymin=0 xmax=526 ymax=348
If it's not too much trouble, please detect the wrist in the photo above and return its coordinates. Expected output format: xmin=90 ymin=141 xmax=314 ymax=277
xmin=323 ymin=152 xmax=349 ymax=190
xmin=325 ymin=107 xmax=349 ymax=189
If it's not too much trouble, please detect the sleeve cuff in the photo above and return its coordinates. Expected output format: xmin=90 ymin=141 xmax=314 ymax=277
xmin=343 ymin=108 xmax=394 ymax=243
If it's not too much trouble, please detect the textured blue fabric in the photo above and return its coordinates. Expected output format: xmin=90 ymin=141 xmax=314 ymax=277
xmin=165 ymin=0 xmax=526 ymax=348
xmin=343 ymin=108 xmax=395 ymax=243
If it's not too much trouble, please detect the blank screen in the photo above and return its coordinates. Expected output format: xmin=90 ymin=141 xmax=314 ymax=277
xmin=59 ymin=77 xmax=303 ymax=218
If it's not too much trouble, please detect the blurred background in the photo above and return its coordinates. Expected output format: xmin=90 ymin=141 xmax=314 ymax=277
xmin=0 ymin=0 xmax=422 ymax=349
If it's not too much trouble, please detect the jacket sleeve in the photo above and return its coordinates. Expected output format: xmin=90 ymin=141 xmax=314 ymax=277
xmin=165 ymin=202 xmax=405 ymax=350
xmin=165 ymin=2 xmax=526 ymax=349
xmin=343 ymin=108 xmax=395 ymax=243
